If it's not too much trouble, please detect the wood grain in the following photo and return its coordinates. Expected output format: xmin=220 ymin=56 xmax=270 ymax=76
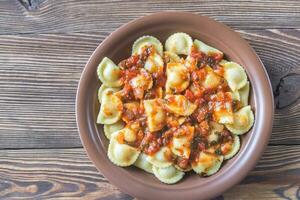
xmin=0 ymin=148 xmax=132 ymax=200
xmin=274 ymin=73 xmax=300 ymax=109
xmin=0 ymin=1 xmax=299 ymax=199
xmin=0 ymin=0 xmax=299 ymax=34
xmin=240 ymin=29 xmax=300 ymax=145
xmin=0 ymin=29 xmax=299 ymax=149
xmin=0 ymin=145 xmax=299 ymax=200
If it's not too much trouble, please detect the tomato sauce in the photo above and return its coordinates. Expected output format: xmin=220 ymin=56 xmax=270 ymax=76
xmin=116 ymin=43 xmax=235 ymax=163
xmin=190 ymin=45 xmax=223 ymax=69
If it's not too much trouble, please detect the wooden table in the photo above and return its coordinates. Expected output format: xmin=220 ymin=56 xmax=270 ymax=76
xmin=0 ymin=0 xmax=299 ymax=199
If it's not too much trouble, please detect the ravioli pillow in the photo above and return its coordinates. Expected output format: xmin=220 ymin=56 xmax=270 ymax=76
xmin=97 ymin=92 xmax=123 ymax=125
xmin=107 ymin=131 xmax=140 ymax=167
xmin=97 ymin=57 xmax=123 ymax=87
xmin=192 ymin=152 xmax=224 ymax=176
xmin=146 ymin=146 xmax=173 ymax=168
xmin=164 ymin=95 xmax=197 ymax=116
xmin=165 ymin=33 xmax=193 ymax=55
xmin=132 ymin=35 xmax=163 ymax=56
xmin=153 ymin=165 xmax=185 ymax=184
xmin=166 ymin=63 xmax=190 ymax=94
xmin=226 ymin=106 xmax=254 ymax=135
xmin=222 ymin=61 xmax=247 ymax=91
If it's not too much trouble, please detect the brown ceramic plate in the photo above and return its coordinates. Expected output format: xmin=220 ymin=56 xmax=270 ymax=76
xmin=76 ymin=12 xmax=274 ymax=200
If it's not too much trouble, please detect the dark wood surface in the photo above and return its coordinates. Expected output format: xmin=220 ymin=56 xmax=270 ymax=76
xmin=1 ymin=146 xmax=299 ymax=199
xmin=0 ymin=0 xmax=299 ymax=199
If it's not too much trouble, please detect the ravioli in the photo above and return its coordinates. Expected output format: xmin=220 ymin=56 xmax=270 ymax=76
xmin=165 ymin=32 xmax=193 ymax=55
xmin=238 ymin=81 xmax=250 ymax=107
xmin=219 ymin=59 xmax=228 ymax=65
xmin=97 ymin=92 xmax=123 ymax=124
xmin=146 ymin=146 xmax=173 ymax=168
xmin=166 ymin=114 xmax=186 ymax=128
xmin=164 ymin=95 xmax=197 ymax=116
xmin=143 ymin=99 xmax=166 ymax=132
xmin=202 ymin=66 xmax=222 ymax=89
xmin=171 ymin=125 xmax=195 ymax=159
xmin=192 ymin=152 xmax=224 ymax=176
xmin=132 ymin=35 xmax=163 ymax=56
xmin=97 ymin=57 xmax=123 ymax=87
xmin=232 ymin=90 xmax=240 ymax=101
xmin=107 ymin=131 xmax=140 ymax=167
xmin=163 ymin=51 xmax=181 ymax=63
xmin=214 ymin=108 xmax=234 ymax=124
xmin=130 ymin=70 xmax=153 ymax=99
xmin=175 ymin=164 xmax=192 ymax=172
xmin=134 ymin=153 xmax=153 ymax=174
xmin=144 ymin=53 xmax=164 ymax=73
xmin=207 ymin=122 xmax=224 ymax=143
xmin=122 ymin=102 xmax=141 ymax=123
xmin=185 ymin=55 xmax=197 ymax=70
xmin=121 ymin=122 xmax=141 ymax=143
xmin=222 ymin=135 xmax=240 ymax=160
xmin=222 ymin=61 xmax=247 ymax=91
xmin=98 ymin=84 xmax=121 ymax=103
xmin=194 ymin=39 xmax=223 ymax=57
xmin=166 ymin=63 xmax=190 ymax=94
xmin=226 ymin=106 xmax=254 ymax=135
xmin=211 ymin=92 xmax=234 ymax=124
xmin=96 ymin=33 xmax=255 ymax=184
xmin=153 ymin=165 xmax=185 ymax=184
xmin=104 ymin=120 xmax=125 ymax=140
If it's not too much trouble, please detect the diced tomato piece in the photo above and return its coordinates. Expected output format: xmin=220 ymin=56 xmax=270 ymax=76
xmin=198 ymin=142 xmax=206 ymax=151
xmin=185 ymin=89 xmax=195 ymax=102
xmin=214 ymin=53 xmax=223 ymax=62
xmin=177 ymin=157 xmax=189 ymax=169
xmin=199 ymin=120 xmax=210 ymax=136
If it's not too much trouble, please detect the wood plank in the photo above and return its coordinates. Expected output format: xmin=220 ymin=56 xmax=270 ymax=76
xmin=240 ymin=29 xmax=300 ymax=145
xmin=0 ymin=145 xmax=299 ymax=199
xmin=0 ymin=0 xmax=299 ymax=34
xmin=224 ymin=145 xmax=300 ymax=200
xmin=0 ymin=29 xmax=299 ymax=148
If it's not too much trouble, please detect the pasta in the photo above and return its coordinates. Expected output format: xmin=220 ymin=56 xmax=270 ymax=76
xmin=222 ymin=135 xmax=240 ymax=160
xmin=238 ymin=81 xmax=250 ymax=107
xmin=225 ymin=106 xmax=254 ymax=135
xmin=144 ymin=53 xmax=164 ymax=73
xmin=129 ymin=69 xmax=153 ymax=99
xmin=211 ymin=92 xmax=234 ymax=124
xmin=153 ymin=165 xmax=185 ymax=184
xmin=98 ymin=84 xmax=121 ymax=103
xmin=166 ymin=63 xmax=190 ymax=94
xmin=134 ymin=153 xmax=154 ymax=174
xmin=170 ymin=125 xmax=194 ymax=159
xmin=143 ymin=99 xmax=166 ymax=132
xmin=192 ymin=152 xmax=224 ymax=176
xmin=163 ymin=51 xmax=181 ymax=63
xmin=207 ymin=122 xmax=224 ymax=143
xmin=146 ymin=146 xmax=173 ymax=168
xmin=165 ymin=32 xmax=193 ymax=55
xmin=97 ymin=57 xmax=123 ymax=87
xmin=121 ymin=102 xmax=141 ymax=123
xmin=132 ymin=35 xmax=163 ymax=56
xmin=202 ymin=66 xmax=222 ymax=89
xmin=108 ymin=131 xmax=140 ymax=167
xmin=104 ymin=120 xmax=125 ymax=140
xmin=175 ymin=164 xmax=192 ymax=172
xmin=164 ymin=95 xmax=197 ymax=116
xmin=221 ymin=61 xmax=247 ymax=91
xmin=96 ymin=33 xmax=255 ymax=184
xmin=194 ymin=39 xmax=223 ymax=57
xmin=97 ymin=92 xmax=123 ymax=124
